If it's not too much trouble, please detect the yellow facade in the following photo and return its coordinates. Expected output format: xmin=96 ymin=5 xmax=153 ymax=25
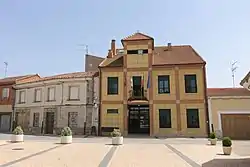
xmin=101 ymin=71 xmax=124 ymax=101
xmin=179 ymin=68 xmax=205 ymax=100
xmin=152 ymin=68 xmax=176 ymax=101
xmin=99 ymin=33 xmax=208 ymax=137
xmin=101 ymin=104 xmax=124 ymax=131
xmin=153 ymin=103 xmax=177 ymax=136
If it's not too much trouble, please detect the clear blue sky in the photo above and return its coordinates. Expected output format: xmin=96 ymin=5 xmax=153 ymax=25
xmin=0 ymin=0 xmax=249 ymax=88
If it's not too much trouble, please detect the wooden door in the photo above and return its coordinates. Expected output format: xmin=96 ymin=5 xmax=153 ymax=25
xmin=45 ymin=112 xmax=55 ymax=134
xmin=222 ymin=114 xmax=250 ymax=140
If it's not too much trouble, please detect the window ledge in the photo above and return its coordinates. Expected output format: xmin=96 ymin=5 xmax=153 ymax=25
xmin=67 ymin=99 xmax=80 ymax=101
xmin=46 ymin=100 xmax=56 ymax=102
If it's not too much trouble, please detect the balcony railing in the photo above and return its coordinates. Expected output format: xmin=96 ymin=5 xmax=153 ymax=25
xmin=128 ymin=89 xmax=148 ymax=101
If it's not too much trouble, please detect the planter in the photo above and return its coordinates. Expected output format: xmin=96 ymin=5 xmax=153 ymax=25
xmin=11 ymin=134 xmax=24 ymax=143
xmin=112 ymin=136 xmax=123 ymax=145
xmin=223 ymin=146 xmax=232 ymax=155
xmin=210 ymin=138 xmax=217 ymax=145
xmin=61 ymin=136 xmax=72 ymax=144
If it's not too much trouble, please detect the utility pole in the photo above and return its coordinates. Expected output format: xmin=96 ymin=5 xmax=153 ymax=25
xmin=231 ymin=61 xmax=238 ymax=88
xmin=4 ymin=62 xmax=8 ymax=77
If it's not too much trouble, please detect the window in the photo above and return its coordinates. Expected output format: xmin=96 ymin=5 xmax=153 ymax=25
xmin=107 ymin=77 xmax=118 ymax=95
xmin=34 ymin=89 xmax=42 ymax=102
xmin=47 ymin=87 xmax=55 ymax=101
xmin=107 ymin=109 xmax=118 ymax=114
xmin=19 ymin=90 xmax=26 ymax=103
xmin=69 ymin=86 xmax=80 ymax=100
xmin=33 ymin=113 xmax=40 ymax=127
xmin=159 ymin=109 xmax=171 ymax=128
xmin=127 ymin=50 xmax=138 ymax=54
xmin=2 ymin=88 xmax=9 ymax=99
xmin=185 ymin=75 xmax=197 ymax=93
xmin=127 ymin=49 xmax=148 ymax=54
xmin=68 ymin=112 xmax=78 ymax=128
xmin=132 ymin=76 xmax=143 ymax=96
xmin=158 ymin=75 xmax=170 ymax=94
xmin=186 ymin=109 xmax=200 ymax=128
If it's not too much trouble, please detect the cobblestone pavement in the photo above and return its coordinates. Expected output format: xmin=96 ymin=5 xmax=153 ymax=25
xmin=0 ymin=134 xmax=249 ymax=167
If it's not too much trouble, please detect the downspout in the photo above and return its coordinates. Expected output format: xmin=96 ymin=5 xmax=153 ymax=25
xmin=203 ymin=64 xmax=210 ymax=137
xmin=98 ymin=68 xmax=102 ymax=136
xmin=207 ymin=97 xmax=213 ymax=133
xmin=11 ymin=86 xmax=16 ymax=131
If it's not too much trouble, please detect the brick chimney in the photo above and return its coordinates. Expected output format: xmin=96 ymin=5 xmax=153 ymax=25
xmin=111 ymin=39 xmax=116 ymax=57
xmin=107 ymin=49 xmax=112 ymax=58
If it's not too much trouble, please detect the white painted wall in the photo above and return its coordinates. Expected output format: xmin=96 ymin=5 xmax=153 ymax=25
xmin=14 ymin=78 xmax=92 ymax=108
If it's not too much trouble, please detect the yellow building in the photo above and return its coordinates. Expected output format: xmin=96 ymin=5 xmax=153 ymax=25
xmin=99 ymin=32 xmax=208 ymax=137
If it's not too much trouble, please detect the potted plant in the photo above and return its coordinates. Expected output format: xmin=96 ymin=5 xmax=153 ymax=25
xmin=11 ymin=126 xmax=24 ymax=142
xmin=222 ymin=137 xmax=232 ymax=155
xmin=60 ymin=127 xmax=72 ymax=144
xmin=111 ymin=129 xmax=123 ymax=145
xmin=209 ymin=132 xmax=217 ymax=145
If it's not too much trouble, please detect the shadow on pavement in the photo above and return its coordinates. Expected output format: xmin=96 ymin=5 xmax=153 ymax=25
xmin=202 ymin=158 xmax=250 ymax=167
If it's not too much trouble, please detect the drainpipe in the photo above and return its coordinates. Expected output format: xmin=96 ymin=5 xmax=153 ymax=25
xmin=11 ymin=86 xmax=16 ymax=131
xmin=98 ymin=69 xmax=101 ymax=136
xmin=207 ymin=97 xmax=213 ymax=133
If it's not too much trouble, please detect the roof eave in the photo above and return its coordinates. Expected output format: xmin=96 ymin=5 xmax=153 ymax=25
xmin=240 ymin=72 xmax=250 ymax=86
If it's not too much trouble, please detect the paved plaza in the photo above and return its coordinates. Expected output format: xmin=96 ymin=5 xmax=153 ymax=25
xmin=0 ymin=134 xmax=250 ymax=167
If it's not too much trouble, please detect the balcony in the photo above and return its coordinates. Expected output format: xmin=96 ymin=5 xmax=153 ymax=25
xmin=128 ymin=89 xmax=148 ymax=101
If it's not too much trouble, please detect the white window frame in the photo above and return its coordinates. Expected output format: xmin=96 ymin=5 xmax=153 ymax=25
xmin=19 ymin=90 xmax=26 ymax=103
xmin=47 ymin=87 xmax=56 ymax=101
xmin=68 ymin=86 xmax=80 ymax=100
xmin=34 ymin=88 xmax=42 ymax=102
xmin=2 ymin=88 xmax=10 ymax=99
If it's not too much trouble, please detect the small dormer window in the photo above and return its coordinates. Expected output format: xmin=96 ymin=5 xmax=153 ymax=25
xmin=127 ymin=49 xmax=148 ymax=55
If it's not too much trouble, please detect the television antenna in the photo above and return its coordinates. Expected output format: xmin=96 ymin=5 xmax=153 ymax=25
xmin=231 ymin=61 xmax=238 ymax=87
xmin=78 ymin=44 xmax=88 ymax=55
xmin=4 ymin=62 xmax=8 ymax=77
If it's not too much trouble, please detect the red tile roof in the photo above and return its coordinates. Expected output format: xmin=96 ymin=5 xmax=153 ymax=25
xmin=17 ymin=71 xmax=98 ymax=85
xmin=0 ymin=74 xmax=39 ymax=84
xmin=240 ymin=71 xmax=250 ymax=86
xmin=122 ymin=32 xmax=153 ymax=41
xmin=153 ymin=45 xmax=205 ymax=65
xmin=207 ymin=88 xmax=250 ymax=97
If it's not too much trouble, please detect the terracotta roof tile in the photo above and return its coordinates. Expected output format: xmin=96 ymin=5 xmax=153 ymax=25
xmin=153 ymin=45 xmax=205 ymax=65
xmin=122 ymin=32 xmax=153 ymax=41
xmin=240 ymin=71 xmax=250 ymax=86
xmin=207 ymin=88 xmax=250 ymax=97
xmin=99 ymin=55 xmax=123 ymax=67
xmin=0 ymin=74 xmax=38 ymax=84
xmin=16 ymin=72 xmax=97 ymax=85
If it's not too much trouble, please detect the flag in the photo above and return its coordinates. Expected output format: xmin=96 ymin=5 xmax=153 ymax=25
xmin=130 ymin=77 xmax=133 ymax=89
xmin=147 ymin=72 xmax=150 ymax=89
xmin=141 ymin=75 xmax=144 ymax=88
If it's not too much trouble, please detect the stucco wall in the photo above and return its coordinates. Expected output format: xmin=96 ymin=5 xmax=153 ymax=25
xmin=209 ymin=97 xmax=250 ymax=137
xmin=15 ymin=78 xmax=90 ymax=107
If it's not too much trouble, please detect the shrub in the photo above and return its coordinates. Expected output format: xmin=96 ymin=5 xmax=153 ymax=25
xmin=13 ymin=126 xmax=23 ymax=135
xmin=222 ymin=137 xmax=232 ymax=147
xmin=209 ymin=132 xmax=216 ymax=139
xmin=111 ymin=129 xmax=121 ymax=137
xmin=61 ymin=127 xmax=72 ymax=136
